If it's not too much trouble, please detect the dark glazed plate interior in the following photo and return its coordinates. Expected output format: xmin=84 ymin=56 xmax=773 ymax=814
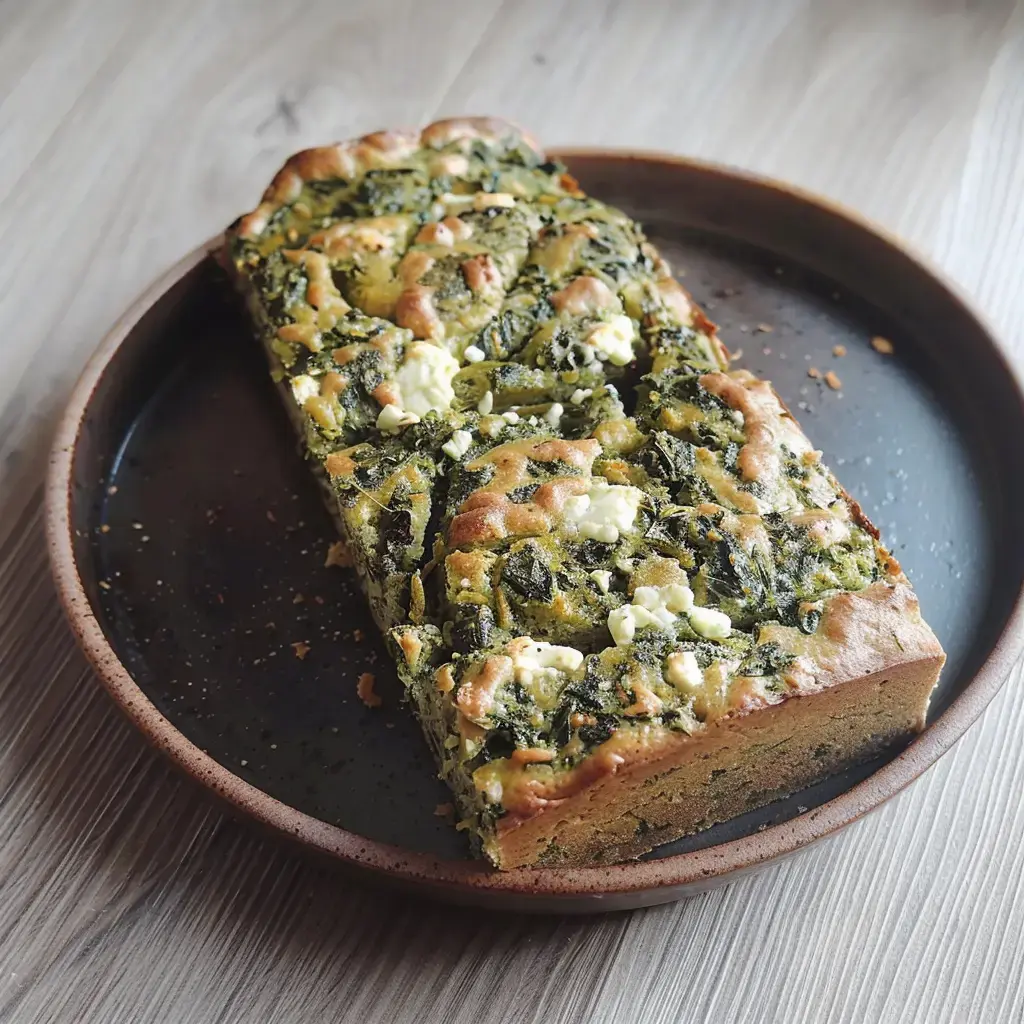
xmin=48 ymin=152 xmax=1024 ymax=912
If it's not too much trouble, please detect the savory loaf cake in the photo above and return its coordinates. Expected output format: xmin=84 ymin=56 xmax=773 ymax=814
xmin=224 ymin=117 xmax=945 ymax=870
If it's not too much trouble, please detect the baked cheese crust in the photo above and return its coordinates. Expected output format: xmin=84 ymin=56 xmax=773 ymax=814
xmin=225 ymin=117 xmax=944 ymax=869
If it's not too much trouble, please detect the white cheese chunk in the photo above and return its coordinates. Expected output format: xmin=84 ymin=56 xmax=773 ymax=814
xmin=393 ymin=342 xmax=459 ymax=418
xmin=688 ymin=606 xmax=732 ymax=639
xmin=569 ymin=388 xmax=592 ymax=405
xmin=477 ymin=389 xmax=494 ymax=415
xmin=589 ymin=569 xmax=612 ymax=593
xmin=441 ymin=429 xmax=473 ymax=460
xmin=586 ymin=314 xmax=637 ymax=366
xmin=290 ymin=374 xmax=320 ymax=405
xmin=563 ymin=479 xmax=644 ymax=544
xmin=464 ymin=345 xmax=485 ymax=363
xmin=665 ymin=650 xmax=703 ymax=690
xmin=510 ymin=638 xmax=584 ymax=686
xmin=607 ymin=581 xmax=703 ymax=647
xmin=376 ymin=403 xmax=419 ymax=434
xmin=545 ymin=402 xmax=564 ymax=428
xmin=502 ymin=410 xmax=520 ymax=424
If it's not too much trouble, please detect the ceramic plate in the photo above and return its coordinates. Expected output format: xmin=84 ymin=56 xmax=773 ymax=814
xmin=47 ymin=152 xmax=1024 ymax=912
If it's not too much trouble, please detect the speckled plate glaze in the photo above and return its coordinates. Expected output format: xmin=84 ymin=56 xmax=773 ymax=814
xmin=47 ymin=152 xmax=1024 ymax=912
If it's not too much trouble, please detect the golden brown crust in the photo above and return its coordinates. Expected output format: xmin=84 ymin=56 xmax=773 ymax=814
xmin=482 ymin=581 xmax=943 ymax=864
xmin=491 ymin=650 xmax=943 ymax=868
xmin=234 ymin=116 xmax=543 ymax=241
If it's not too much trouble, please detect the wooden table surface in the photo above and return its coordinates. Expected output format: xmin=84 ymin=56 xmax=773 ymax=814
xmin=3 ymin=1 xmax=1024 ymax=1020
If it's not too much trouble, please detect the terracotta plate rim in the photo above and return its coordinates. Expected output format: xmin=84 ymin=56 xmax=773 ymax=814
xmin=45 ymin=149 xmax=1024 ymax=903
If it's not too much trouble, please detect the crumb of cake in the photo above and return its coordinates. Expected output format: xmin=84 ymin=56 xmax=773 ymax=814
xmin=434 ymin=802 xmax=455 ymax=822
xmin=730 ymin=348 xmax=743 ymax=361
xmin=353 ymin=629 xmax=365 ymax=642
xmin=825 ymin=370 xmax=842 ymax=390
xmin=833 ymin=344 xmax=847 ymax=357
xmin=314 ymin=595 xmax=324 ymax=605
xmin=871 ymin=335 xmax=894 ymax=354
xmin=762 ymin=346 xmax=772 ymax=355
xmin=357 ymin=672 xmax=381 ymax=708
xmin=293 ymin=593 xmax=304 ymax=604
xmin=99 ymin=524 xmax=110 ymax=534
xmin=99 ymin=580 xmax=111 ymax=590
xmin=325 ymin=540 xmax=354 ymax=568
xmin=266 ymin=510 xmax=277 ymax=523
xmin=755 ymin=323 xmax=773 ymax=334
xmin=107 ymin=485 xmax=118 ymax=496
xmin=292 ymin=641 xmax=310 ymax=660
xmin=808 ymin=367 xmax=821 ymax=379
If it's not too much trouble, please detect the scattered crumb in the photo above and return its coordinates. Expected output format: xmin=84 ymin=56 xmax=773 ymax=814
xmin=833 ymin=344 xmax=847 ymax=357
xmin=107 ymin=485 xmax=118 ymax=496
xmin=266 ymin=510 xmax=277 ymax=523
xmin=353 ymin=629 xmax=365 ymax=643
xmin=240 ymin=759 xmax=248 ymax=767
xmin=824 ymin=370 xmax=842 ymax=391
xmin=871 ymin=335 xmax=894 ymax=355
xmin=762 ymin=347 xmax=772 ymax=355
xmin=357 ymin=672 xmax=381 ymax=708
xmin=292 ymin=641 xmax=311 ymax=660
xmin=265 ymin=621 xmax=276 ymax=630
xmin=216 ymin=593 xmax=225 ymax=605
xmin=98 ymin=580 xmax=111 ymax=590
xmin=729 ymin=348 xmax=743 ymax=361
xmin=739 ymin=323 xmax=749 ymax=333
xmin=293 ymin=593 xmax=305 ymax=605
xmin=434 ymin=802 xmax=456 ymax=823
xmin=131 ymin=522 xmax=143 ymax=530
xmin=325 ymin=540 xmax=354 ymax=568
xmin=755 ymin=323 xmax=774 ymax=334
xmin=808 ymin=367 xmax=821 ymax=379
xmin=99 ymin=524 xmax=110 ymax=534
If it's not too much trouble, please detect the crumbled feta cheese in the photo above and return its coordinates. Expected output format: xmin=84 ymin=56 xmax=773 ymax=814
xmin=393 ymin=342 xmax=459 ymax=418
xmin=502 ymin=410 xmax=520 ymax=424
xmin=459 ymin=577 xmax=471 ymax=589
xmin=464 ymin=345 xmax=485 ymax=363
xmin=589 ymin=569 xmax=612 ymax=593
xmin=480 ymin=417 xmax=504 ymax=438
xmin=509 ymin=638 xmax=584 ymax=686
xmin=665 ymin=651 xmax=703 ymax=690
xmin=477 ymin=389 xmax=494 ymax=415
xmin=563 ymin=479 xmax=644 ymax=544
xmin=545 ymin=402 xmax=564 ymax=428
xmin=569 ymin=388 xmax=593 ymax=405
xmin=441 ymin=429 xmax=473 ymax=459
xmin=586 ymin=315 xmax=636 ymax=366
xmin=290 ymin=374 xmax=319 ymax=405
xmin=688 ymin=606 xmax=732 ymax=639
xmin=607 ymin=581 xmax=699 ymax=647
xmin=377 ymin=403 xmax=419 ymax=434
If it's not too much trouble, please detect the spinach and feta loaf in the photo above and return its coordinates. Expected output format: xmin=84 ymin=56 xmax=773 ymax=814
xmin=225 ymin=117 xmax=944 ymax=869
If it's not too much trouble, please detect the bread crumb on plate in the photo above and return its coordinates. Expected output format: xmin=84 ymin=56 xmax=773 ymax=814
xmin=357 ymin=672 xmax=381 ymax=708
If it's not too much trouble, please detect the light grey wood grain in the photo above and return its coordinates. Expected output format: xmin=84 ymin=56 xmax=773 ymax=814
xmin=2 ymin=0 xmax=1023 ymax=1021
